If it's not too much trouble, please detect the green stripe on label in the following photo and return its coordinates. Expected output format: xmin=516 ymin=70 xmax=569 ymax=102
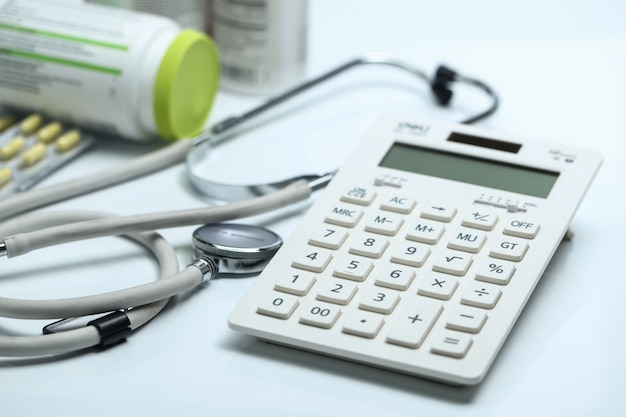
xmin=0 ymin=22 xmax=128 ymax=51
xmin=0 ymin=48 xmax=122 ymax=75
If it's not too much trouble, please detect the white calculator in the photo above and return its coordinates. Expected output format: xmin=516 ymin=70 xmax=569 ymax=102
xmin=228 ymin=113 xmax=602 ymax=385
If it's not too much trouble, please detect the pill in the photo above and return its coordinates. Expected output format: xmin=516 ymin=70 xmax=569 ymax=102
xmin=0 ymin=167 xmax=12 ymax=188
xmin=55 ymin=129 xmax=81 ymax=153
xmin=37 ymin=121 xmax=63 ymax=144
xmin=19 ymin=113 xmax=43 ymax=136
xmin=0 ymin=115 xmax=16 ymax=133
xmin=0 ymin=136 xmax=26 ymax=161
xmin=21 ymin=142 xmax=47 ymax=168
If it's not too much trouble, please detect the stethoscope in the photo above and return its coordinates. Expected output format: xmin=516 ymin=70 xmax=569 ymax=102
xmin=0 ymin=53 xmax=499 ymax=357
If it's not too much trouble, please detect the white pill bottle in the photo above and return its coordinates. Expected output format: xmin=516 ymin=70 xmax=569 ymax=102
xmin=0 ymin=0 xmax=220 ymax=141
xmin=213 ymin=0 xmax=308 ymax=95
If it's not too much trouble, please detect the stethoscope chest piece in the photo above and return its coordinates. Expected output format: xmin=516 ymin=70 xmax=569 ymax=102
xmin=192 ymin=223 xmax=283 ymax=277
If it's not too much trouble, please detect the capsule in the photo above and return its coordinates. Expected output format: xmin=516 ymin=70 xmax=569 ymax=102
xmin=37 ymin=121 xmax=63 ymax=144
xmin=0 ymin=115 xmax=16 ymax=133
xmin=21 ymin=142 xmax=47 ymax=168
xmin=55 ymin=129 xmax=81 ymax=153
xmin=0 ymin=136 xmax=26 ymax=161
xmin=0 ymin=167 xmax=12 ymax=188
xmin=19 ymin=113 xmax=43 ymax=136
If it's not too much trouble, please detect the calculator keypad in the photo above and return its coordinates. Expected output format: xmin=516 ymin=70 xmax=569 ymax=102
xmin=257 ymin=184 xmax=538 ymax=361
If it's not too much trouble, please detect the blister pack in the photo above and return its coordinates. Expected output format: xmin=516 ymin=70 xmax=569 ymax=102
xmin=0 ymin=112 xmax=94 ymax=196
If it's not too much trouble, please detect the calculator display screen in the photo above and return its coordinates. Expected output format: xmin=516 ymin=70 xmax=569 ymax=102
xmin=379 ymin=143 xmax=559 ymax=198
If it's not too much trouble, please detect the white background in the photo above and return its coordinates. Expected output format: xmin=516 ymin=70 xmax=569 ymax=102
xmin=1 ymin=0 xmax=625 ymax=416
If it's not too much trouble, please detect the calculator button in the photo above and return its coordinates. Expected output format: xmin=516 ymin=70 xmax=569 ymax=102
xmin=390 ymin=241 xmax=431 ymax=267
xmin=417 ymin=273 xmax=459 ymax=300
xmin=274 ymin=269 xmax=316 ymax=296
xmin=503 ymin=217 xmax=540 ymax=238
xmin=316 ymin=278 xmax=358 ymax=305
xmin=446 ymin=305 xmax=488 ymax=333
xmin=430 ymin=331 xmax=473 ymax=358
xmin=364 ymin=211 xmax=404 ymax=235
xmin=349 ymin=232 xmax=389 ymax=258
xmin=375 ymin=264 xmax=416 ymax=290
xmin=489 ymin=236 xmax=529 ymax=261
xmin=406 ymin=219 xmax=445 ymax=244
xmin=333 ymin=255 xmax=374 ymax=281
xmin=342 ymin=310 xmax=385 ymax=338
xmin=325 ymin=203 xmax=364 ymax=227
xmin=475 ymin=260 xmax=516 ymax=285
xmin=462 ymin=209 xmax=499 ymax=231
xmin=292 ymin=246 xmax=333 ymax=272
xmin=461 ymin=282 xmax=502 ymax=309
xmin=420 ymin=203 xmax=457 ymax=222
xmin=386 ymin=298 xmax=443 ymax=348
xmin=447 ymin=228 xmax=487 ymax=253
xmin=340 ymin=185 xmax=377 ymax=205
xmin=299 ymin=301 xmax=342 ymax=329
xmin=379 ymin=193 xmax=416 ymax=214
xmin=432 ymin=249 xmax=473 ymax=276
xmin=359 ymin=287 xmax=401 ymax=314
xmin=309 ymin=225 xmax=348 ymax=249
xmin=257 ymin=291 xmax=300 ymax=319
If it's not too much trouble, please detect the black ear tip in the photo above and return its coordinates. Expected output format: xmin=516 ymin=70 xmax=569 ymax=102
xmin=431 ymin=65 xmax=457 ymax=106
xmin=431 ymin=83 xmax=453 ymax=105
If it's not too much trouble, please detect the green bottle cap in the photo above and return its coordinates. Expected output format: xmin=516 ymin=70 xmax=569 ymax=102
xmin=153 ymin=30 xmax=220 ymax=141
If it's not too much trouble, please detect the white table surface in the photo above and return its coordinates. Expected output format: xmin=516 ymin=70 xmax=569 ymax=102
xmin=1 ymin=1 xmax=625 ymax=415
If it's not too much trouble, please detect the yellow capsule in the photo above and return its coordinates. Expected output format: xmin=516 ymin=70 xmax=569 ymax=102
xmin=21 ymin=142 xmax=47 ymax=168
xmin=0 ymin=115 xmax=16 ymax=133
xmin=37 ymin=121 xmax=63 ymax=144
xmin=55 ymin=129 xmax=81 ymax=153
xmin=0 ymin=136 xmax=26 ymax=161
xmin=0 ymin=167 xmax=12 ymax=188
xmin=19 ymin=113 xmax=43 ymax=136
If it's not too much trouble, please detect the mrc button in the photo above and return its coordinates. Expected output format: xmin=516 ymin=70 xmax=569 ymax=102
xmin=325 ymin=203 xmax=364 ymax=227
xmin=502 ymin=217 xmax=540 ymax=239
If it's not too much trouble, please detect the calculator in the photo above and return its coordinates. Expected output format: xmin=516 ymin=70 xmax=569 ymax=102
xmin=228 ymin=113 xmax=602 ymax=385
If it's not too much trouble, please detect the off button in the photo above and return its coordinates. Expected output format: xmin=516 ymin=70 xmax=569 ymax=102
xmin=503 ymin=217 xmax=540 ymax=239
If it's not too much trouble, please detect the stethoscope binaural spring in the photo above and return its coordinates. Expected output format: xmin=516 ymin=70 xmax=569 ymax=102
xmin=185 ymin=53 xmax=500 ymax=201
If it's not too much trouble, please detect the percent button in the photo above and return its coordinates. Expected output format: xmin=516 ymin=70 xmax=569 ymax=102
xmin=475 ymin=260 xmax=516 ymax=285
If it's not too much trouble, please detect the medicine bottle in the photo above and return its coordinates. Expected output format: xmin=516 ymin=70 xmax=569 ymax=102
xmin=212 ymin=0 xmax=308 ymax=95
xmin=0 ymin=0 xmax=220 ymax=141
xmin=87 ymin=0 xmax=211 ymax=33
